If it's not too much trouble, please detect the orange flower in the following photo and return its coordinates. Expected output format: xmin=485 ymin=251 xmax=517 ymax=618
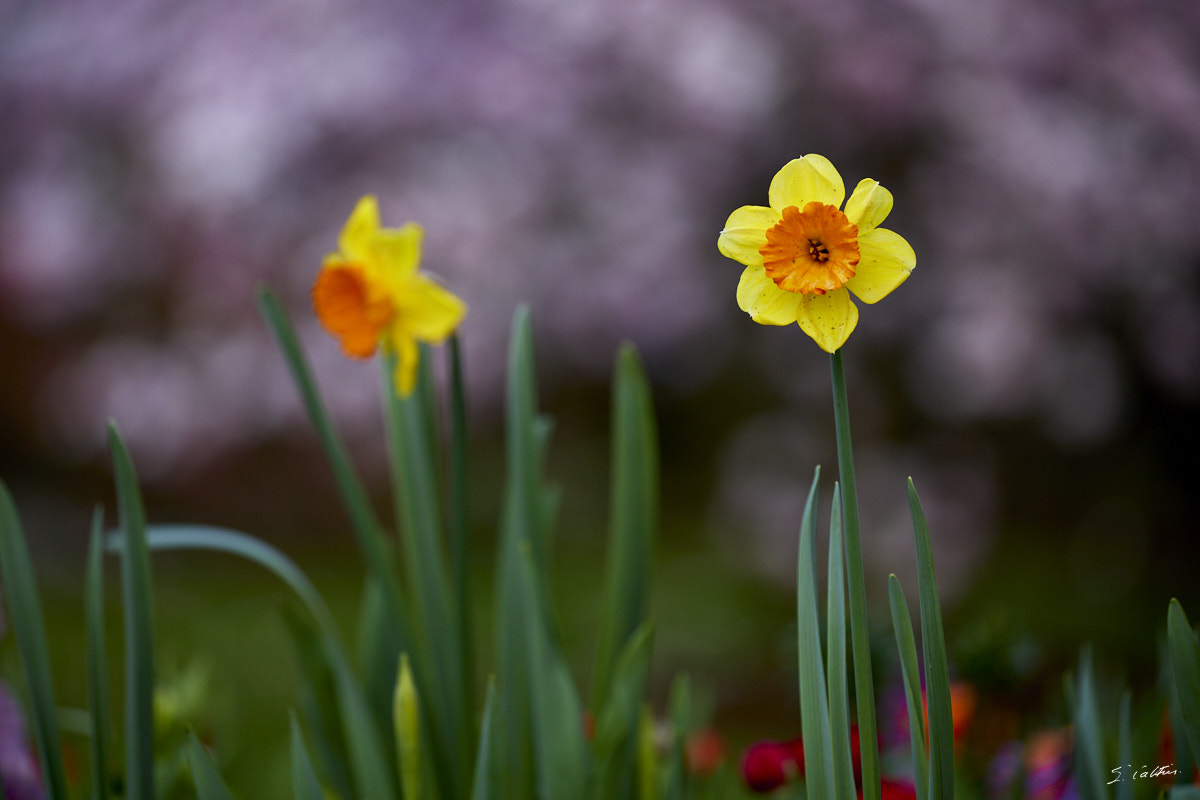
xmin=313 ymin=196 xmax=466 ymax=395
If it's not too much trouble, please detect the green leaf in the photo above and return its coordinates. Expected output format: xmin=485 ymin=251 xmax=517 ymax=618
xmin=394 ymin=654 xmax=422 ymax=800
xmin=383 ymin=351 xmax=465 ymax=800
xmin=593 ymin=625 xmax=654 ymax=800
xmin=1071 ymin=649 xmax=1109 ymax=800
xmin=289 ymin=714 xmax=327 ymax=800
xmin=796 ymin=469 xmax=834 ymax=800
xmin=256 ymin=286 xmax=412 ymax=646
xmin=829 ymin=350 xmax=880 ymax=800
xmin=908 ymin=478 xmax=953 ymax=800
xmin=826 ymin=486 xmax=856 ymax=800
xmin=86 ymin=508 xmax=113 ymax=800
xmin=661 ymin=673 xmax=692 ymax=800
xmin=1115 ymin=691 xmax=1133 ymax=800
xmin=446 ymin=335 xmax=476 ymax=728
xmin=1168 ymin=600 xmax=1200 ymax=779
xmin=186 ymin=732 xmax=237 ymax=800
xmin=887 ymin=576 xmax=928 ymax=800
xmin=519 ymin=546 xmax=591 ymax=799
xmin=109 ymin=424 xmax=157 ymax=800
xmin=495 ymin=306 xmax=552 ymax=800
xmin=0 ymin=482 xmax=69 ymax=799
xmin=592 ymin=344 xmax=659 ymax=713
xmin=114 ymin=525 xmax=396 ymax=800
xmin=470 ymin=679 xmax=503 ymax=800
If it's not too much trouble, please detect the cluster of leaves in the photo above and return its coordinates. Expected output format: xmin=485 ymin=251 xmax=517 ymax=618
xmin=0 ymin=288 xmax=745 ymax=799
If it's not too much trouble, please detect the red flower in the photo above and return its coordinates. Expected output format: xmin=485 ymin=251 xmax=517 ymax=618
xmin=741 ymin=741 xmax=797 ymax=793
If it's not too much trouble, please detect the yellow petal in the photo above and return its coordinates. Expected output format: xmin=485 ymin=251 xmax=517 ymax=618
xmin=844 ymin=179 xmax=893 ymax=232
xmin=389 ymin=330 xmax=420 ymax=397
xmin=768 ymin=154 xmax=845 ymax=213
xmin=339 ymin=196 xmax=381 ymax=264
xmin=393 ymin=274 xmax=467 ymax=343
xmin=797 ymin=288 xmax=859 ymax=353
xmin=736 ymin=265 xmax=803 ymax=326
xmin=369 ymin=223 xmax=424 ymax=286
xmin=845 ymin=228 xmax=915 ymax=304
xmin=718 ymin=205 xmax=779 ymax=267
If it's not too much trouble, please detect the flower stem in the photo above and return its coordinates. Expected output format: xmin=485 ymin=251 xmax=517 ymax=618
xmin=830 ymin=349 xmax=880 ymax=800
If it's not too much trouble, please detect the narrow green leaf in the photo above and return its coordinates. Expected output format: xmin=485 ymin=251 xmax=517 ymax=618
xmin=383 ymin=352 xmax=464 ymax=800
xmin=0 ymin=482 xmax=69 ymax=799
xmin=1116 ymin=691 xmax=1133 ymax=800
xmin=495 ymin=306 xmax=550 ymax=800
xmin=470 ymin=679 xmax=503 ymax=800
xmin=796 ymin=468 xmax=834 ymax=800
xmin=358 ymin=578 xmax=401 ymax=748
xmin=86 ymin=508 xmax=113 ymax=800
xmin=256 ymin=286 xmax=411 ymax=644
xmin=908 ymin=478 xmax=953 ymax=800
xmin=638 ymin=706 xmax=658 ymax=800
xmin=446 ymin=335 xmax=476 ymax=728
xmin=1167 ymin=634 xmax=1198 ymax=786
xmin=186 ymin=733 xmax=236 ymax=800
xmin=826 ymin=486 xmax=856 ymax=800
xmin=289 ymin=714 xmax=327 ymax=800
xmin=661 ymin=673 xmax=691 ymax=800
xmin=594 ymin=625 xmax=654 ymax=800
xmin=1072 ymin=649 xmax=1109 ymax=800
xmin=519 ymin=546 xmax=591 ymax=799
xmin=109 ymin=424 xmax=156 ymax=800
xmin=887 ymin=575 xmax=928 ymax=800
xmin=829 ymin=350 xmax=880 ymax=800
xmin=592 ymin=344 xmax=659 ymax=713
xmin=1168 ymin=600 xmax=1200 ymax=778
xmin=114 ymin=525 xmax=396 ymax=800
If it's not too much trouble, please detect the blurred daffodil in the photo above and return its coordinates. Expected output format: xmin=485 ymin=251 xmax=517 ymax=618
xmin=718 ymin=155 xmax=915 ymax=353
xmin=313 ymin=196 xmax=466 ymax=395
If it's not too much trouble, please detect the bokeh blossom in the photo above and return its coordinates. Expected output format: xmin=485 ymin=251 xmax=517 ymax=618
xmin=312 ymin=196 xmax=466 ymax=395
xmin=718 ymin=154 xmax=914 ymax=352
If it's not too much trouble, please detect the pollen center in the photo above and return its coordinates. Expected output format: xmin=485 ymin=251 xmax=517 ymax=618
xmin=760 ymin=202 xmax=860 ymax=295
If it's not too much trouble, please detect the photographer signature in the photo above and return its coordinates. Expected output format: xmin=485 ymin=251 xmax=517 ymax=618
xmin=1108 ymin=764 xmax=1177 ymax=784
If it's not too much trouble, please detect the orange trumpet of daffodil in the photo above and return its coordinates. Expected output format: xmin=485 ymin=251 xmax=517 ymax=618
xmin=312 ymin=196 xmax=466 ymax=395
xmin=718 ymin=154 xmax=915 ymax=352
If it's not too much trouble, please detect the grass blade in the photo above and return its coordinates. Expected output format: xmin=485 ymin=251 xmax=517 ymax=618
xmin=114 ymin=525 xmax=395 ymax=800
xmin=1115 ymin=691 xmax=1132 ymax=800
xmin=829 ymin=350 xmax=880 ymax=800
xmin=1168 ymin=600 xmax=1200 ymax=776
xmin=446 ymin=335 xmax=476 ymax=728
xmin=256 ymin=286 xmax=411 ymax=645
xmin=887 ymin=575 xmax=928 ymax=800
xmin=593 ymin=625 xmax=654 ymax=800
xmin=186 ymin=732 xmax=237 ymax=800
xmin=519 ymin=546 xmax=591 ymax=799
xmin=592 ymin=344 xmax=659 ymax=713
xmin=109 ymin=424 xmax=156 ymax=800
xmin=826 ymin=486 xmax=856 ymax=800
xmin=796 ymin=468 xmax=834 ymax=800
xmin=661 ymin=673 xmax=692 ymax=800
xmin=908 ymin=478 xmax=953 ymax=800
xmin=383 ymin=352 xmax=464 ymax=800
xmin=86 ymin=508 xmax=113 ymax=800
xmin=0 ymin=482 xmax=69 ymax=799
xmin=1071 ymin=649 xmax=1109 ymax=800
xmin=289 ymin=714 xmax=326 ymax=800
xmin=470 ymin=679 xmax=502 ymax=800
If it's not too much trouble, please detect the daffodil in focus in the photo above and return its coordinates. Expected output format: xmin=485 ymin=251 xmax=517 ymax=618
xmin=313 ymin=196 xmax=466 ymax=395
xmin=718 ymin=155 xmax=915 ymax=353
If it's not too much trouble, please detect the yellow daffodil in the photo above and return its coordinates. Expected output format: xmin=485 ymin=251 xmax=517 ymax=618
xmin=718 ymin=154 xmax=915 ymax=353
xmin=313 ymin=196 xmax=466 ymax=395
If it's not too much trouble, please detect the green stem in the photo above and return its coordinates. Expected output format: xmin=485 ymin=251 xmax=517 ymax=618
xmin=829 ymin=349 xmax=880 ymax=800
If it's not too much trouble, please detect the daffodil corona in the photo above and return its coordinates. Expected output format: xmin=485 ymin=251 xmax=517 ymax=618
xmin=718 ymin=155 xmax=915 ymax=352
xmin=313 ymin=196 xmax=466 ymax=395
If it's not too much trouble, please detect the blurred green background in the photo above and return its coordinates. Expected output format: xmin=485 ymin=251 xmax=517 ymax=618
xmin=2 ymin=0 xmax=1200 ymax=794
